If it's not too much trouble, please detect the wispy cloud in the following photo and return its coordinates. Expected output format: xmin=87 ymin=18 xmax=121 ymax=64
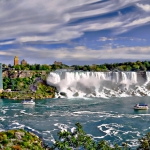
xmin=0 ymin=0 xmax=149 ymax=45
xmin=124 ymin=16 xmax=150 ymax=27
xmin=98 ymin=37 xmax=146 ymax=42
xmin=0 ymin=41 xmax=15 ymax=45
xmin=136 ymin=3 xmax=150 ymax=12
xmin=98 ymin=37 xmax=117 ymax=41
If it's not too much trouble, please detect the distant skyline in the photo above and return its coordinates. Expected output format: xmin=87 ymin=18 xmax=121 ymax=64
xmin=0 ymin=0 xmax=150 ymax=65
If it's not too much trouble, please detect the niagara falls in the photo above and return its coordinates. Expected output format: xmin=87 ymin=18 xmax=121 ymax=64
xmin=47 ymin=70 xmax=150 ymax=98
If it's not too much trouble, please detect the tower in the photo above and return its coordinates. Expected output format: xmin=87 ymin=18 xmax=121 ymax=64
xmin=14 ymin=56 xmax=19 ymax=66
xmin=0 ymin=63 xmax=3 ymax=92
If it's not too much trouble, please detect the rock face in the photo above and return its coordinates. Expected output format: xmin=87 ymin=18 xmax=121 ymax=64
xmin=0 ymin=129 xmax=51 ymax=150
xmin=2 ymin=70 xmax=48 ymax=78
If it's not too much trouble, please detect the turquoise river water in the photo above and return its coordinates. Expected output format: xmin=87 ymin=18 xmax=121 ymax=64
xmin=0 ymin=97 xmax=150 ymax=149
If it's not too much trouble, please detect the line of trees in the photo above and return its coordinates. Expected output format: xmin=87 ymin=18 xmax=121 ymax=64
xmin=2 ymin=64 xmax=69 ymax=71
xmin=3 ymin=60 xmax=150 ymax=71
xmin=73 ymin=61 xmax=150 ymax=72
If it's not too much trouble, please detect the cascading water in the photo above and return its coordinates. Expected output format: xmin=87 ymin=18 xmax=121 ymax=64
xmin=47 ymin=70 xmax=150 ymax=98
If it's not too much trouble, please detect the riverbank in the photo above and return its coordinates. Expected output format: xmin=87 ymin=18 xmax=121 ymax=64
xmin=0 ymin=82 xmax=56 ymax=100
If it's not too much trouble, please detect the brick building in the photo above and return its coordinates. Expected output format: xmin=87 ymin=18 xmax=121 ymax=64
xmin=14 ymin=56 xmax=19 ymax=66
xmin=54 ymin=61 xmax=62 ymax=65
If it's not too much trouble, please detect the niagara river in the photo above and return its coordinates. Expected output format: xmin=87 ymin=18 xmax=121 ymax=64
xmin=1 ymin=70 xmax=150 ymax=149
xmin=1 ymin=97 xmax=150 ymax=149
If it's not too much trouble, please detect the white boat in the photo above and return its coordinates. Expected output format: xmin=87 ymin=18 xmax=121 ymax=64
xmin=134 ymin=104 xmax=148 ymax=110
xmin=22 ymin=99 xmax=35 ymax=105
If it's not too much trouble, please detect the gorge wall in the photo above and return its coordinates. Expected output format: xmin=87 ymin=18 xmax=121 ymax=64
xmin=2 ymin=70 xmax=48 ymax=78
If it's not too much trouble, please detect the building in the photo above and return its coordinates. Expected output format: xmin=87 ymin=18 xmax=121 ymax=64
xmin=14 ymin=56 xmax=19 ymax=66
xmin=54 ymin=61 xmax=62 ymax=65
xmin=21 ymin=59 xmax=27 ymax=65
xmin=0 ymin=63 xmax=3 ymax=92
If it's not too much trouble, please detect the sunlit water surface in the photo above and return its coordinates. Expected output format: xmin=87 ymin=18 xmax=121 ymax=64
xmin=0 ymin=97 xmax=150 ymax=149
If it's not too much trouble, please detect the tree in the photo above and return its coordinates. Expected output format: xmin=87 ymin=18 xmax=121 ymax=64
xmin=140 ymin=65 xmax=147 ymax=71
xmin=7 ymin=64 xmax=12 ymax=69
xmin=83 ymin=67 xmax=87 ymax=71
xmin=36 ymin=64 xmax=41 ymax=70
xmin=137 ymin=132 xmax=150 ymax=150
xmin=132 ymin=65 xmax=140 ymax=71
xmin=125 ymin=65 xmax=132 ymax=71
xmin=14 ymin=65 xmax=21 ymax=70
xmin=75 ymin=66 xmax=80 ymax=70
xmin=30 ymin=65 xmax=36 ymax=70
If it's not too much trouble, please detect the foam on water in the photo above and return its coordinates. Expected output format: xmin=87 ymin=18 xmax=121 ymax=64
xmin=54 ymin=123 xmax=70 ymax=132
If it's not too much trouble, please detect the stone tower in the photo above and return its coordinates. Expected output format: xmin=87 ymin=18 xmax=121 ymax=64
xmin=14 ymin=56 xmax=19 ymax=66
xmin=0 ymin=63 xmax=3 ymax=92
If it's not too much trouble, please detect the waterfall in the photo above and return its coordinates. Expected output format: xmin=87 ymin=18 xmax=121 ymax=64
xmin=47 ymin=70 xmax=150 ymax=98
xmin=146 ymin=72 xmax=150 ymax=82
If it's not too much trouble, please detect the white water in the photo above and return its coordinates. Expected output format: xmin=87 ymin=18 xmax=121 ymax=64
xmin=47 ymin=70 xmax=150 ymax=98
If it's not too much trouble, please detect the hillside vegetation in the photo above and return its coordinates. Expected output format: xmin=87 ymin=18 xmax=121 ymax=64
xmin=1 ymin=70 xmax=56 ymax=100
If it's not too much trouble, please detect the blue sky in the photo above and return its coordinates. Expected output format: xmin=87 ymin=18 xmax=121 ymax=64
xmin=0 ymin=0 xmax=150 ymax=65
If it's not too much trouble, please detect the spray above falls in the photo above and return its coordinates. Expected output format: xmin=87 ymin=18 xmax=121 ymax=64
xmin=47 ymin=70 xmax=150 ymax=98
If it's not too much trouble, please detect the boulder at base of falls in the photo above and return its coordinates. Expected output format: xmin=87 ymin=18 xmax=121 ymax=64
xmin=73 ymin=92 xmax=79 ymax=97
xmin=60 ymin=92 xmax=67 ymax=97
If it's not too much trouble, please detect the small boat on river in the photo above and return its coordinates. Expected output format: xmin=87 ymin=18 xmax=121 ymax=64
xmin=134 ymin=104 xmax=148 ymax=110
xmin=22 ymin=99 xmax=35 ymax=105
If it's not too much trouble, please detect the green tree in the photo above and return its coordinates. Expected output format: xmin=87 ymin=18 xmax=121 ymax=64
xmin=137 ymin=132 xmax=150 ymax=150
xmin=8 ymin=64 xmax=12 ymax=68
xmin=83 ymin=67 xmax=87 ymax=71
xmin=140 ymin=65 xmax=147 ymax=71
xmin=125 ymin=65 xmax=132 ymax=71
xmin=14 ymin=65 xmax=21 ymax=70
xmin=132 ymin=65 xmax=140 ymax=71
xmin=30 ymin=65 xmax=36 ymax=70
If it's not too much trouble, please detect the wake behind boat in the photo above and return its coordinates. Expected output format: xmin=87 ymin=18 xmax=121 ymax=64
xmin=134 ymin=104 xmax=148 ymax=110
xmin=22 ymin=99 xmax=35 ymax=105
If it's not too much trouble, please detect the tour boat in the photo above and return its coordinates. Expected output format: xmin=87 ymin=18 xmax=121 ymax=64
xmin=22 ymin=99 xmax=35 ymax=105
xmin=133 ymin=104 xmax=148 ymax=110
